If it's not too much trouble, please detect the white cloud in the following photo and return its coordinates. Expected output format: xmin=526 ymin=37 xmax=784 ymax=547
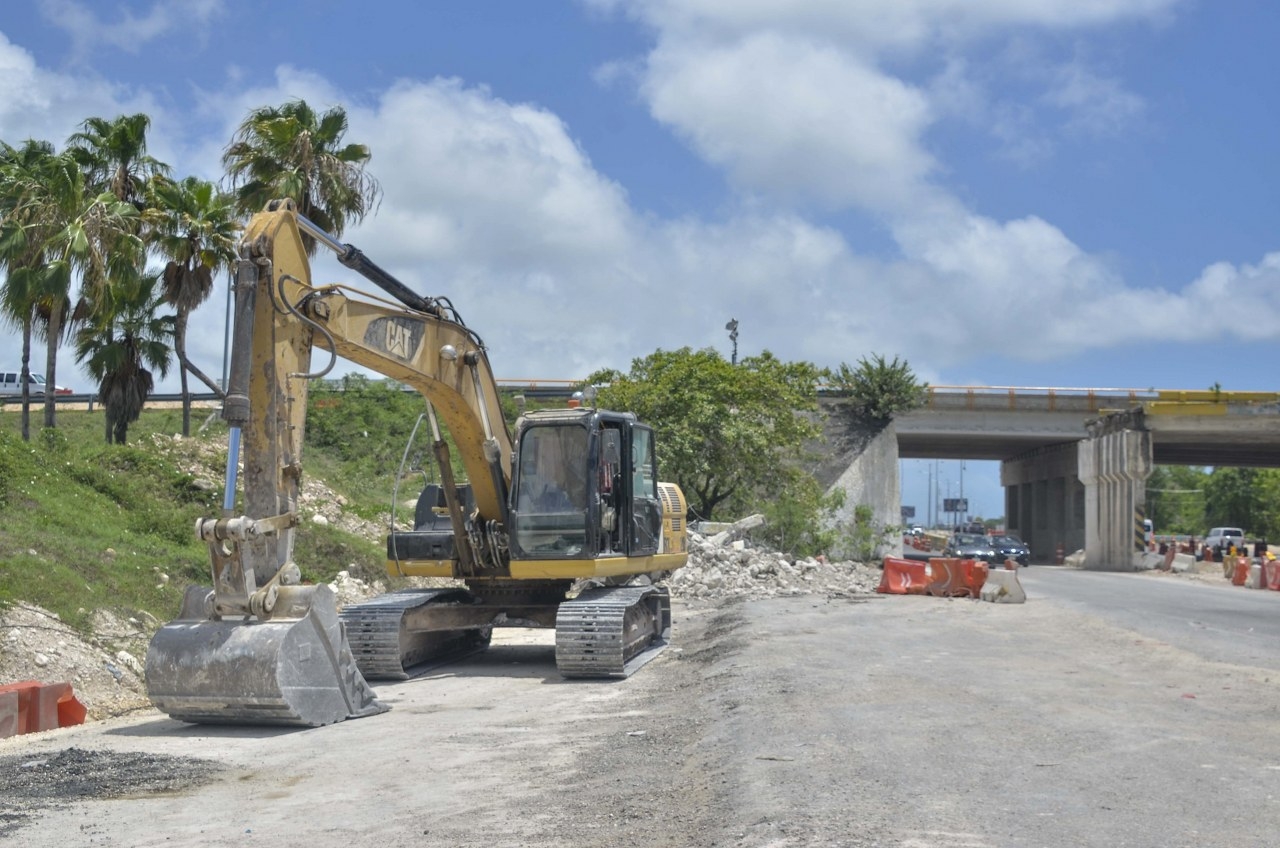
xmin=642 ymin=33 xmax=935 ymax=212
xmin=38 ymin=0 xmax=224 ymax=59
xmin=0 ymin=32 xmax=159 ymax=146
xmin=1045 ymin=61 xmax=1146 ymax=135
xmin=601 ymin=0 xmax=1183 ymax=54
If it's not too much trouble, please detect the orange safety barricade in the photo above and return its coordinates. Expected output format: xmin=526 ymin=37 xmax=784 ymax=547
xmin=1231 ymin=556 xmax=1250 ymax=586
xmin=1267 ymin=559 xmax=1280 ymax=591
xmin=925 ymin=557 xmax=989 ymax=598
xmin=0 ymin=680 xmax=87 ymax=738
xmin=878 ymin=557 xmax=931 ymax=595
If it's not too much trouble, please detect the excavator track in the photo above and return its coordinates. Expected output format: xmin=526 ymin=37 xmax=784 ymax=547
xmin=554 ymin=585 xmax=671 ymax=678
xmin=340 ymin=588 xmax=490 ymax=680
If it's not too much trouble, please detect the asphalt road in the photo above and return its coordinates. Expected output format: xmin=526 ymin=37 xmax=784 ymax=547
xmin=1021 ymin=565 xmax=1280 ymax=671
xmin=6 ymin=573 xmax=1280 ymax=847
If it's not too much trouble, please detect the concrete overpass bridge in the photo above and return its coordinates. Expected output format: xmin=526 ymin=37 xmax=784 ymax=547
xmin=883 ymin=386 xmax=1280 ymax=569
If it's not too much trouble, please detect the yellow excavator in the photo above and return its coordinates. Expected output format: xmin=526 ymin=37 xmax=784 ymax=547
xmin=145 ymin=200 xmax=688 ymax=727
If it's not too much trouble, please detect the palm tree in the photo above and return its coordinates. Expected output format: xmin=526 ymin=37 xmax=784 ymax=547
xmin=66 ymin=114 xmax=169 ymax=209
xmin=0 ymin=143 xmax=138 ymax=430
xmin=147 ymin=175 xmax=239 ymax=434
xmin=0 ymin=139 xmax=59 ymax=440
xmin=42 ymin=188 xmax=145 ymax=430
xmin=222 ymin=99 xmax=381 ymax=254
xmin=61 ymin=113 xmax=166 ymax=431
xmin=74 ymin=269 xmax=173 ymax=444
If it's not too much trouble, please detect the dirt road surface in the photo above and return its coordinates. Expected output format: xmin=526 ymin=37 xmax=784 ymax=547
xmin=4 ymin=592 xmax=1279 ymax=847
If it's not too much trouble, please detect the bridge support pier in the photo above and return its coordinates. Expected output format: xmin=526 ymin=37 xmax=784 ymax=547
xmin=1078 ymin=414 xmax=1152 ymax=571
xmin=825 ymin=420 xmax=903 ymax=561
xmin=1000 ymin=443 xmax=1085 ymax=563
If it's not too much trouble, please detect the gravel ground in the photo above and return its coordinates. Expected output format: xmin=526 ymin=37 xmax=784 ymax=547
xmin=0 ymin=747 xmax=223 ymax=837
xmin=1 ymin=519 xmax=1265 ymax=846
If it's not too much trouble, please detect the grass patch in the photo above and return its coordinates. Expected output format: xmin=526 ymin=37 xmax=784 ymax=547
xmin=0 ymin=394 xmax=410 ymax=633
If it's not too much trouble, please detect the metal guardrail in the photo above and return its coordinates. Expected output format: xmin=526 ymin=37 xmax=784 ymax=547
xmin=920 ymin=385 xmax=1159 ymax=413
xmin=916 ymin=386 xmax=1280 ymax=415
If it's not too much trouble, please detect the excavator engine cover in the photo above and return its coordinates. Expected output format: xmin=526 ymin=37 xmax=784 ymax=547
xmin=146 ymin=584 xmax=386 ymax=727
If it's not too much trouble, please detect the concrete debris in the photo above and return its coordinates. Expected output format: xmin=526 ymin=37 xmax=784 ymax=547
xmin=666 ymin=530 xmax=882 ymax=601
xmin=979 ymin=569 xmax=1027 ymax=604
xmin=705 ymin=514 xmax=766 ymax=546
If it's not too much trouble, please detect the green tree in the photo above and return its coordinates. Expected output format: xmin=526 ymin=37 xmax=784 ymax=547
xmin=1145 ymin=465 xmax=1208 ymax=535
xmin=66 ymin=113 xmax=168 ymax=209
xmin=73 ymin=270 xmax=173 ymax=444
xmin=0 ymin=137 xmax=141 ymax=430
xmin=828 ymin=353 xmax=927 ymax=427
xmin=0 ymin=139 xmax=62 ymax=440
xmin=1202 ymin=466 xmax=1280 ymax=542
xmin=759 ymin=468 xmax=846 ymax=558
xmin=222 ymin=100 xmax=380 ymax=253
xmin=66 ymin=113 xmax=169 ymax=439
xmin=147 ymin=175 xmax=239 ymax=434
xmin=586 ymin=347 xmax=824 ymax=522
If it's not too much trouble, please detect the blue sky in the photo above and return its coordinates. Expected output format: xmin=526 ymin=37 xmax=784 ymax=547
xmin=1 ymin=0 xmax=1277 ymax=522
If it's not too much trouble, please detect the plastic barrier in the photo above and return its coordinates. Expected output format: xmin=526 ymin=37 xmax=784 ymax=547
xmin=925 ymin=557 xmax=989 ymax=599
xmin=980 ymin=568 xmax=1026 ymax=603
xmin=1269 ymin=560 xmax=1280 ymax=589
xmin=1231 ymin=556 xmax=1250 ymax=586
xmin=0 ymin=680 xmax=87 ymax=738
xmin=877 ymin=557 xmax=932 ymax=595
xmin=1249 ymin=563 xmax=1265 ymax=589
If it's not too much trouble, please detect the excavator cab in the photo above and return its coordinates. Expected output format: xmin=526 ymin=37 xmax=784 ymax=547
xmin=509 ymin=409 xmax=662 ymax=561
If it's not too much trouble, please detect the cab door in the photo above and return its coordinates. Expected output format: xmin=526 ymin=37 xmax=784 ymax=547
xmin=626 ymin=424 xmax=662 ymax=556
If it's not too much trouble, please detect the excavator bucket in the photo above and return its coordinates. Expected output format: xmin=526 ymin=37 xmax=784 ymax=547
xmin=146 ymin=584 xmax=386 ymax=727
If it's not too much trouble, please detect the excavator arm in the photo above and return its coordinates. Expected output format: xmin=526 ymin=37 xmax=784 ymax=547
xmin=147 ymin=200 xmax=513 ymax=726
xmin=227 ymin=202 xmax=513 ymax=578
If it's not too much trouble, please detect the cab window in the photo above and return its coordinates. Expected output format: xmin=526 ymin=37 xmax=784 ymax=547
xmin=512 ymin=424 xmax=589 ymax=557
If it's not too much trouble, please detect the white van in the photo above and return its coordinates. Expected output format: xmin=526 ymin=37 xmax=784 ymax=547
xmin=0 ymin=371 xmax=71 ymax=396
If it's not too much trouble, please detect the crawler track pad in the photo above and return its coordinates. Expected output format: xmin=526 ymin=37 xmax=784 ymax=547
xmin=555 ymin=586 xmax=671 ymax=678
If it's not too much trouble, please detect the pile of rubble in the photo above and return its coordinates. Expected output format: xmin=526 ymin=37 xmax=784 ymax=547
xmin=0 ymin=605 xmax=153 ymax=722
xmin=666 ymin=520 xmax=882 ymax=601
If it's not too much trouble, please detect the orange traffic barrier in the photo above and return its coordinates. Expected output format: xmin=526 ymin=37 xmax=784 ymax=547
xmin=1054 ymin=542 xmax=1065 ymax=565
xmin=1231 ymin=556 xmax=1250 ymax=586
xmin=0 ymin=680 xmax=87 ymax=738
xmin=1267 ymin=560 xmax=1280 ymax=591
xmin=925 ymin=557 xmax=989 ymax=598
xmin=878 ymin=557 xmax=931 ymax=595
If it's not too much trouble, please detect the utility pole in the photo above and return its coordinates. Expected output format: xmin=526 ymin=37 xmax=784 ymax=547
xmin=725 ymin=318 xmax=739 ymax=365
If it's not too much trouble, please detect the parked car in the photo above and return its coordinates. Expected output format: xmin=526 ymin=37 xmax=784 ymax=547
xmin=0 ymin=371 xmax=72 ymax=396
xmin=989 ymin=533 xmax=1031 ymax=567
xmin=1204 ymin=527 xmax=1245 ymax=553
xmin=944 ymin=533 xmax=997 ymax=563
